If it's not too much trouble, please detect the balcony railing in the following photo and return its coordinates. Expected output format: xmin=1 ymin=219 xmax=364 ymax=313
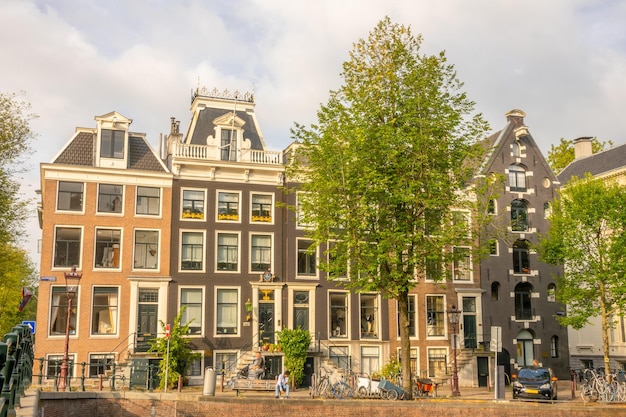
xmin=173 ymin=143 xmax=283 ymax=165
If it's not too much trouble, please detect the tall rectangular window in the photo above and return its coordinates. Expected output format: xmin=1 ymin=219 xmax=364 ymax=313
xmin=134 ymin=230 xmax=159 ymax=269
xmin=95 ymin=228 xmax=121 ymax=269
xmin=97 ymin=184 xmax=123 ymax=213
xmin=91 ymin=287 xmax=118 ymax=335
xmin=297 ymin=239 xmax=316 ymax=276
xmin=181 ymin=288 xmax=203 ymax=335
xmin=452 ymin=247 xmax=471 ymax=281
xmin=427 ymin=348 xmax=447 ymax=378
xmin=330 ymin=292 xmax=348 ymax=338
xmin=101 ymin=129 xmax=124 ymax=159
xmin=360 ymin=346 xmax=380 ymax=375
xmin=54 ymin=227 xmax=81 ymax=267
xmin=217 ymin=192 xmax=240 ymax=221
xmin=426 ymin=295 xmax=444 ymax=337
xmin=397 ymin=295 xmax=417 ymax=338
xmin=220 ymin=129 xmax=237 ymax=161
xmin=293 ymin=291 xmax=310 ymax=331
xmin=329 ymin=346 xmax=349 ymax=370
xmin=250 ymin=234 xmax=271 ymax=272
xmin=296 ymin=192 xmax=312 ymax=228
xmin=360 ymin=294 xmax=378 ymax=338
xmin=57 ymin=181 xmax=83 ymax=211
xmin=216 ymin=288 xmax=238 ymax=334
xmin=182 ymin=189 xmax=205 ymax=220
xmin=136 ymin=186 xmax=160 ymax=216
xmin=181 ymin=232 xmax=204 ymax=270
xmin=49 ymin=286 xmax=78 ymax=335
xmin=217 ymin=233 xmax=239 ymax=271
xmin=425 ymin=254 xmax=442 ymax=281
xmin=251 ymin=193 xmax=273 ymax=223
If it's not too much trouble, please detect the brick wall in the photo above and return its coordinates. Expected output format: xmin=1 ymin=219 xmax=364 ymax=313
xmin=37 ymin=392 xmax=623 ymax=417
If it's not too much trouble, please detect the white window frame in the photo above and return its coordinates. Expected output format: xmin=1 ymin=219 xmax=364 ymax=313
xmin=96 ymin=183 xmax=124 ymax=215
xmin=135 ymin=186 xmax=162 ymax=217
xmin=296 ymin=191 xmax=313 ymax=229
xmin=425 ymin=294 xmax=446 ymax=339
xmin=53 ymin=225 xmax=83 ymax=270
xmin=296 ymin=238 xmax=318 ymax=279
xmin=216 ymin=231 xmax=241 ymax=273
xmin=249 ymin=232 xmax=273 ymax=274
xmin=329 ymin=291 xmax=349 ymax=339
xmin=360 ymin=293 xmax=380 ymax=340
xmin=250 ymin=192 xmax=274 ymax=224
xmin=179 ymin=286 xmax=205 ymax=337
xmin=94 ymin=227 xmax=123 ymax=270
xmin=397 ymin=294 xmax=418 ymax=339
xmin=181 ymin=188 xmax=207 ymax=221
xmin=56 ymin=180 xmax=85 ymax=213
xmin=90 ymin=286 xmax=119 ymax=336
xmin=452 ymin=246 xmax=472 ymax=282
xmin=216 ymin=190 xmax=242 ymax=223
xmin=288 ymin=286 xmax=317 ymax=333
xmin=214 ymin=287 xmax=240 ymax=337
xmin=133 ymin=229 xmax=160 ymax=271
xmin=179 ymin=229 xmax=206 ymax=273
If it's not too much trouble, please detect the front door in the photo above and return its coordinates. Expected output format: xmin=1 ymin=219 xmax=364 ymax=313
xmin=259 ymin=301 xmax=275 ymax=345
xmin=477 ymin=357 xmax=489 ymax=387
xmin=136 ymin=289 xmax=158 ymax=352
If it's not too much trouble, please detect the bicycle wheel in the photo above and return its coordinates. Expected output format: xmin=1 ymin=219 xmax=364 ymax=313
xmin=581 ymin=384 xmax=597 ymax=403
xmin=333 ymin=381 xmax=352 ymax=399
xmin=357 ymin=386 xmax=368 ymax=398
xmin=386 ymin=389 xmax=399 ymax=401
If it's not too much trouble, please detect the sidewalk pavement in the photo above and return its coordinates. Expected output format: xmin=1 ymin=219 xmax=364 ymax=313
xmin=12 ymin=380 xmax=581 ymax=415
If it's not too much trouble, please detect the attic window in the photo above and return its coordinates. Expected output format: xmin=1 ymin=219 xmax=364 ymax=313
xmin=101 ymin=129 xmax=125 ymax=159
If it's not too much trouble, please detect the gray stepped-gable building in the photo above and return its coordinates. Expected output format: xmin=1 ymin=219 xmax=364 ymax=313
xmin=477 ymin=109 xmax=569 ymax=379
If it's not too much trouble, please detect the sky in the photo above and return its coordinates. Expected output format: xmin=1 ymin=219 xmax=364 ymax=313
xmin=2 ymin=0 xmax=626 ymax=268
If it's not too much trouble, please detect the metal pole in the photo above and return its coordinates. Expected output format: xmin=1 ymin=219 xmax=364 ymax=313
xmin=164 ymin=337 xmax=170 ymax=393
xmin=452 ymin=323 xmax=460 ymax=396
xmin=58 ymin=297 xmax=72 ymax=391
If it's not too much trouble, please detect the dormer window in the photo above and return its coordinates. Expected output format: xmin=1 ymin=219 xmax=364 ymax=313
xmin=221 ymin=129 xmax=237 ymax=161
xmin=101 ymin=129 xmax=125 ymax=159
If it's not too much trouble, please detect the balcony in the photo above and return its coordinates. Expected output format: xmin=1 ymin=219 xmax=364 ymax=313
xmin=172 ymin=142 xmax=283 ymax=165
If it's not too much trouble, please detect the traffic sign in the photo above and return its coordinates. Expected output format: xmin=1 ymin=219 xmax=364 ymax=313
xmin=165 ymin=324 xmax=171 ymax=339
xmin=22 ymin=321 xmax=36 ymax=335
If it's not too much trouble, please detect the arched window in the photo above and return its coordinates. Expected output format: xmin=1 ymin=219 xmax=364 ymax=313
xmin=551 ymin=335 xmax=559 ymax=358
xmin=511 ymin=199 xmax=528 ymax=232
xmin=512 ymin=141 xmax=520 ymax=157
xmin=544 ymin=201 xmax=551 ymax=219
xmin=508 ymin=164 xmax=526 ymax=191
xmin=491 ymin=282 xmax=500 ymax=301
xmin=513 ymin=239 xmax=530 ymax=274
xmin=547 ymin=283 xmax=556 ymax=302
xmin=515 ymin=282 xmax=533 ymax=320
xmin=516 ymin=329 xmax=534 ymax=366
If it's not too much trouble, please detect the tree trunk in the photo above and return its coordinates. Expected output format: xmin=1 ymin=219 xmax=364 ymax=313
xmin=599 ymin=281 xmax=612 ymax=377
xmin=398 ymin=289 xmax=413 ymax=399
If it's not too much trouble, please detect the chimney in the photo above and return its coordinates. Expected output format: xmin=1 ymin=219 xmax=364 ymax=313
xmin=573 ymin=137 xmax=593 ymax=160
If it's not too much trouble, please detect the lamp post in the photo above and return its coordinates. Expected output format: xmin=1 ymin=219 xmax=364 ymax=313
xmin=447 ymin=304 xmax=462 ymax=397
xmin=58 ymin=265 xmax=82 ymax=391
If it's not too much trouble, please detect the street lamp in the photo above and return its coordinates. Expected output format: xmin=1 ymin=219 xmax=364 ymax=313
xmin=447 ymin=304 xmax=462 ymax=397
xmin=58 ymin=265 xmax=82 ymax=391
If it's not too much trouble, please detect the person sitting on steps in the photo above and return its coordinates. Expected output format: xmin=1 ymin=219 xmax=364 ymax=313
xmin=250 ymin=351 xmax=265 ymax=379
xmin=275 ymin=370 xmax=290 ymax=399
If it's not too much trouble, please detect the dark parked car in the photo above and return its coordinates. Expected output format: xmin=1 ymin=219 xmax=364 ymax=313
xmin=512 ymin=367 xmax=558 ymax=400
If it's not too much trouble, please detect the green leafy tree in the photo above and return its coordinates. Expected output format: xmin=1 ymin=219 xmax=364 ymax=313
xmin=287 ymin=17 xmax=490 ymax=398
xmin=0 ymin=92 xmax=38 ymax=335
xmin=538 ymin=174 xmax=626 ymax=376
xmin=0 ymin=92 xmax=37 ymax=245
xmin=149 ymin=307 xmax=200 ymax=390
xmin=546 ymin=137 xmax=612 ymax=175
xmin=276 ymin=328 xmax=311 ymax=386
xmin=0 ymin=243 xmax=37 ymax=334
